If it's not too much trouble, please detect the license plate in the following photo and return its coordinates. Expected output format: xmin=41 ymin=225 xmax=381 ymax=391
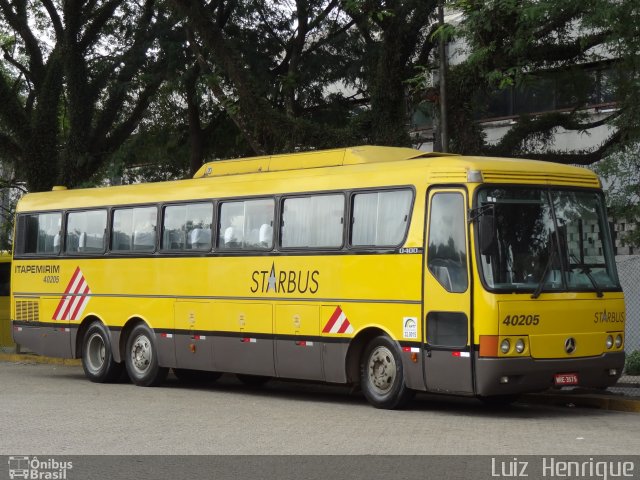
xmin=554 ymin=373 xmax=579 ymax=386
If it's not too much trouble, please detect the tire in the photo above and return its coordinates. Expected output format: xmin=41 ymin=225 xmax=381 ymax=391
xmin=125 ymin=323 xmax=168 ymax=387
xmin=236 ymin=374 xmax=270 ymax=387
xmin=360 ymin=335 xmax=414 ymax=409
xmin=81 ymin=321 xmax=123 ymax=383
xmin=174 ymin=368 xmax=222 ymax=384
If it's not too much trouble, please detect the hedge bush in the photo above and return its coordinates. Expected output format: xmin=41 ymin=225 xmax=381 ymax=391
xmin=625 ymin=350 xmax=640 ymax=375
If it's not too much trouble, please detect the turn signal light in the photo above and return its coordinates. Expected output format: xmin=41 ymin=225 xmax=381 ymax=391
xmin=479 ymin=335 xmax=499 ymax=357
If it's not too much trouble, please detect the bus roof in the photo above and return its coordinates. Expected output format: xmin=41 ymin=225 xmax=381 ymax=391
xmin=192 ymin=145 xmax=454 ymax=178
xmin=17 ymin=146 xmax=600 ymax=212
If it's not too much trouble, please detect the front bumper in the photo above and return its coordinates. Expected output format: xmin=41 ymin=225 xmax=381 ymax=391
xmin=475 ymin=352 xmax=625 ymax=396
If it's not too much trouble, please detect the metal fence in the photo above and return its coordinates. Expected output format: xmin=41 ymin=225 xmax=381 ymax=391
xmin=613 ymin=255 xmax=640 ymax=396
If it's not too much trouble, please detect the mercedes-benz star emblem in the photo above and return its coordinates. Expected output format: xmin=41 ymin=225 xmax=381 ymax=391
xmin=565 ymin=337 xmax=576 ymax=354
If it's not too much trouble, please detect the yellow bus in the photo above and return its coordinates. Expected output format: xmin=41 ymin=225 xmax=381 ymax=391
xmin=10 ymin=146 xmax=625 ymax=408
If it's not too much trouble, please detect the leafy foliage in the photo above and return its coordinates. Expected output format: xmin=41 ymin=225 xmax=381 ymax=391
xmin=0 ymin=0 xmax=181 ymax=190
xmin=444 ymin=0 xmax=637 ymax=163
xmin=626 ymin=350 xmax=640 ymax=376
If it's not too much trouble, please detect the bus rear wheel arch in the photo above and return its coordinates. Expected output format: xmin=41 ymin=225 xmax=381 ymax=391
xmin=360 ymin=335 xmax=414 ymax=409
xmin=81 ymin=321 xmax=123 ymax=383
xmin=125 ymin=323 xmax=168 ymax=387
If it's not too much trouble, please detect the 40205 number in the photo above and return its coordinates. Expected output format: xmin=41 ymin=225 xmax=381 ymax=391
xmin=502 ymin=314 xmax=540 ymax=326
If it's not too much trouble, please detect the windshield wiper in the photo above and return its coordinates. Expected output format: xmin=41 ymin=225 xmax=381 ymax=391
xmin=569 ymin=254 xmax=604 ymax=298
xmin=531 ymin=247 xmax=556 ymax=299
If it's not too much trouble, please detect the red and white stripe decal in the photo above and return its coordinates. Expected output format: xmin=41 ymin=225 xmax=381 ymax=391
xmin=451 ymin=351 xmax=470 ymax=358
xmin=161 ymin=333 xmax=173 ymax=339
xmin=52 ymin=267 xmax=92 ymax=321
xmin=322 ymin=306 xmax=354 ymax=334
xmin=295 ymin=340 xmax=314 ymax=347
xmin=241 ymin=337 xmax=257 ymax=343
xmin=193 ymin=335 xmax=206 ymax=340
xmin=402 ymin=347 xmax=420 ymax=353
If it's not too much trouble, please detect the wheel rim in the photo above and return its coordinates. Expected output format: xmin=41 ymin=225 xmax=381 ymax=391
xmin=130 ymin=333 xmax=153 ymax=376
xmin=86 ymin=332 xmax=106 ymax=374
xmin=367 ymin=345 xmax=396 ymax=395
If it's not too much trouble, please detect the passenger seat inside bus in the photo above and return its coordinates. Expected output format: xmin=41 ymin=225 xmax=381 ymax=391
xmin=190 ymin=228 xmax=211 ymax=249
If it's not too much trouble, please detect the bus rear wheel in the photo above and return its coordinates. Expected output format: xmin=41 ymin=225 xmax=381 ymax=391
xmin=82 ymin=321 xmax=123 ymax=383
xmin=360 ymin=335 xmax=414 ymax=409
xmin=125 ymin=324 xmax=168 ymax=387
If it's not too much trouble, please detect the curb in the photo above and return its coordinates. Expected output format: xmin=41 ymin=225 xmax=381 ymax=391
xmin=522 ymin=392 xmax=640 ymax=413
xmin=0 ymin=352 xmax=81 ymax=366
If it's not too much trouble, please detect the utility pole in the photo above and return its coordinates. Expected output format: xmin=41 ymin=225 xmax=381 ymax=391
xmin=438 ymin=1 xmax=449 ymax=152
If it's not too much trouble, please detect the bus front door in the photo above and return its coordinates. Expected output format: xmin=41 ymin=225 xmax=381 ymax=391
xmin=422 ymin=189 xmax=473 ymax=394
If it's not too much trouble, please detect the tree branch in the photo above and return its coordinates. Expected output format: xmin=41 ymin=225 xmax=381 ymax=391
xmin=40 ymin=0 xmax=64 ymax=40
xmin=0 ymin=0 xmax=45 ymax=84
xmin=1 ymin=46 xmax=31 ymax=80
xmin=0 ymin=71 xmax=30 ymax=146
xmin=308 ymin=0 xmax=339 ymax=31
xmin=79 ymin=0 xmax=125 ymax=51
xmin=512 ymin=130 xmax=623 ymax=165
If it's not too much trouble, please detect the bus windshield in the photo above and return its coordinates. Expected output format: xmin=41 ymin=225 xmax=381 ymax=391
xmin=477 ymin=186 xmax=619 ymax=294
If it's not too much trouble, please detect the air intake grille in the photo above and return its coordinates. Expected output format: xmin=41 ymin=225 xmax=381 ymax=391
xmin=15 ymin=300 xmax=40 ymax=322
xmin=481 ymin=170 xmax=600 ymax=187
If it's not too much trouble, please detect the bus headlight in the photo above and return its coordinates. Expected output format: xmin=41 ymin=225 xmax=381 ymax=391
xmin=615 ymin=335 xmax=623 ymax=348
xmin=606 ymin=335 xmax=613 ymax=349
xmin=500 ymin=339 xmax=511 ymax=354
xmin=515 ymin=339 xmax=525 ymax=354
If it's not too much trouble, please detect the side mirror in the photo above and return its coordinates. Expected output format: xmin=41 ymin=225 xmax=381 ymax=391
xmin=479 ymin=213 xmax=496 ymax=255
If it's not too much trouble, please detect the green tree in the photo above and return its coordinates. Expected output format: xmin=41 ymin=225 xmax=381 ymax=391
xmin=342 ymin=0 xmax=437 ymax=146
xmin=0 ymin=0 xmax=180 ymax=191
xmin=171 ymin=0 xmax=362 ymax=155
xmin=435 ymin=0 xmax=639 ymax=162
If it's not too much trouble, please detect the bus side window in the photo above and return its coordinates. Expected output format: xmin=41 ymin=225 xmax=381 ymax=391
xmin=20 ymin=212 xmax=62 ymax=255
xmin=162 ymin=203 xmax=213 ymax=251
xmin=66 ymin=210 xmax=107 ymax=254
xmin=112 ymin=206 xmax=157 ymax=252
xmin=351 ymin=189 xmax=413 ymax=247
xmin=281 ymin=194 xmax=344 ymax=248
xmin=219 ymin=198 xmax=274 ymax=250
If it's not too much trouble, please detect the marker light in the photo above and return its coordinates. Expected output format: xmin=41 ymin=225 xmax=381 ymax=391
xmin=615 ymin=335 xmax=623 ymax=348
xmin=467 ymin=170 xmax=484 ymax=183
xmin=515 ymin=339 xmax=525 ymax=354
xmin=500 ymin=339 xmax=511 ymax=354
xmin=606 ymin=335 xmax=614 ymax=349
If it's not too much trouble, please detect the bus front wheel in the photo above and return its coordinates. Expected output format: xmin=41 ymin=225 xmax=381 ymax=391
xmin=125 ymin=324 xmax=168 ymax=387
xmin=360 ymin=335 xmax=414 ymax=409
xmin=81 ymin=321 xmax=123 ymax=383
